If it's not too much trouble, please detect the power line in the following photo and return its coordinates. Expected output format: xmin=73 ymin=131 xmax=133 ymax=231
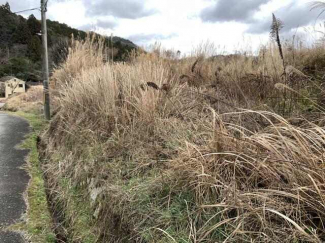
xmin=13 ymin=7 xmax=40 ymax=14
xmin=12 ymin=0 xmax=48 ymax=14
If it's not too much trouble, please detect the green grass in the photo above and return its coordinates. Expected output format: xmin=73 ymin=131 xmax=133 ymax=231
xmin=58 ymin=177 xmax=97 ymax=243
xmin=7 ymin=111 xmax=56 ymax=243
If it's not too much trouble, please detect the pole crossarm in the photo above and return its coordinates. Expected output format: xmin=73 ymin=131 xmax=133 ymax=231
xmin=41 ymin=0 xmax=48 ymax=12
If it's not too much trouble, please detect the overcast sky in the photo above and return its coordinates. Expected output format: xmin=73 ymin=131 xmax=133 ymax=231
xmin=2 ymin=0 xmax=323 ymax=54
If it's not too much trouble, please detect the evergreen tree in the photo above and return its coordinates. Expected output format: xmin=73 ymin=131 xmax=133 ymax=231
xmin=2 ymin=2 xmax=11 ymax=12
xmin=27 ymin=36 xmax=42 ymax=62
xmin=27 ymin=14 xmax=41 ymax=35
xmin=13 ymin=21 xmax=32 ymax=44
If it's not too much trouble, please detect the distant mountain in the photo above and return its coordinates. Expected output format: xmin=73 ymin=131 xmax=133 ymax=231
xmin=0 ymin=2 xmax=136 ymax=82
xmin=112 ymin=36 xmax=137 ymax=48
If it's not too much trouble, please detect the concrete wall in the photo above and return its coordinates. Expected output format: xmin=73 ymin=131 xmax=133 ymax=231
xmin=5 ymin=79 xmax=26 ymax=98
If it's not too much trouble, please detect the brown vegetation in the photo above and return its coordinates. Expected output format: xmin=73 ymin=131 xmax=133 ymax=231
xmin=4 ymin=85 xmax=43 ymax=113
xmin=39 ymin=35 xmax=325 ymax=242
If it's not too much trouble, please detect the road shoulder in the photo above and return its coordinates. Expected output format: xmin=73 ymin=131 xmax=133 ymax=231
xmin=4 ymin=112 xmax=56 ymax=243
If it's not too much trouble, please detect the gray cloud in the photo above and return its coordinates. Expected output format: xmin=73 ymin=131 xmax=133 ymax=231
xmin=79 ymin=19 xmax=118 ymax=32
xmin=82 ymin=0 xmax=157 ymax=19
xmin=1 ymin=0 xmax=157 ymax=20
xmin=97 ymin=19 xmax=117 ymax=29
xmin=247 ymin=2 xmax=325 ymax=34
xmin=128 ymin=33 xmax=177 ymax=45
xmin=200 ymin=0 xmax=270 ymax=23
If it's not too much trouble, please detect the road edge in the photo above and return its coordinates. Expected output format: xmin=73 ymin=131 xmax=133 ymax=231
xmin=5 ymin=111 xmax=56 ymax=243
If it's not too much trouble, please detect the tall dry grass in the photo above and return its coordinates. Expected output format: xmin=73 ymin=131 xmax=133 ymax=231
xmin=4 ymin=85 xmax=43 ymax=113
xmin=42 ymin=35 xmax=325 ymax=242
xmin=171 ymin=110 xmax=325 ymax=242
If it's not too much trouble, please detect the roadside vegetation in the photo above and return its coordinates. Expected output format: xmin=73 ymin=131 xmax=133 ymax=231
xmin=4 ymin=85 xmax=43 ymax=113
xmin=2 ymin=82 xmax=55 ymax=241
xmin=3 ymin=8 xmax=325 ymax=242
xmin=5 ymin=111 xmax=56 ymax=242
xmin=37 ymin=16 xmax=325 ymax=243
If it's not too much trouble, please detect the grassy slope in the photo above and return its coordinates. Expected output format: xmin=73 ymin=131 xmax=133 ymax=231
xmin=7 ymin=111 xmax=56 ymax=243
xmin=42 ymin=36 xmax=325 ymax=242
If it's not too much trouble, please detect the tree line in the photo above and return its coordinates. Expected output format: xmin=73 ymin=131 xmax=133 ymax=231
xmin=0 ymin=2 xmax=136 ymax=81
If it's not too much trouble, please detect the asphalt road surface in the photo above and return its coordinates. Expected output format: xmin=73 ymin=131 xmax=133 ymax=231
xmin=0 ymin=113 xmax=30 ymax=243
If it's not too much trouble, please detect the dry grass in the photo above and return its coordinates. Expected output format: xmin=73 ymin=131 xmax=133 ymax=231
xmin=4 ymin=85 xmax=43 ymax=114
xmin=41 ymin=36 xmax=325 ymax=242
xmin=170 ymin=110 xmax=325 ymax=242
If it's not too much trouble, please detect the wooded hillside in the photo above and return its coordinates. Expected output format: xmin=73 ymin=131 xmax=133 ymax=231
xmin=0 ymin=2 xmax=136 ymax=82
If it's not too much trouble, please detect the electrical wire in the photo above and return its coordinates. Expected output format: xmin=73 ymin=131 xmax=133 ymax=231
xmin=13 ymin=7 xmax=40 ymax=14
xmin=13 ymin=0 xmax=48 ymax=14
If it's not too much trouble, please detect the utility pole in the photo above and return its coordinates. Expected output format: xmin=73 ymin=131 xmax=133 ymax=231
xmin=111 ymin=33 xmax=114 ymax=63
xmin=41 ymin=0 xmax=50 ymax=120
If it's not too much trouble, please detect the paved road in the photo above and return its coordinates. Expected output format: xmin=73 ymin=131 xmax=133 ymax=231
xmin=0 ymin=113 xmax=30 ymax=243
